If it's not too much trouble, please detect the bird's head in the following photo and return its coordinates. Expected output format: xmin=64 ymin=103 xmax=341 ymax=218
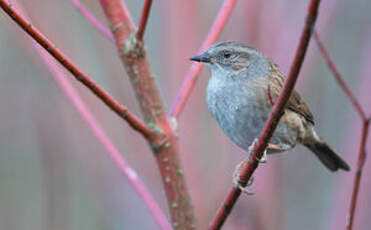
xmin=190 ymin=41 xmax=269 ymax=79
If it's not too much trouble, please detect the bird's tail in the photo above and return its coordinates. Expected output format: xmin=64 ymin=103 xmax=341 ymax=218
xmin=305 ymin=141 xmax=350 ymax=172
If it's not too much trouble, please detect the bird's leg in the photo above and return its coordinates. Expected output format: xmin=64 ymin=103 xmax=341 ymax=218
xmin=248 ymin=138 xmax=268 ymax=163
xmin=232 ymin=138 xmax=270 ymax=194
xmin=233 ymin=158 xmax=255 ymax=195
xmin=256 ymin=149 xmax=268 ymax=163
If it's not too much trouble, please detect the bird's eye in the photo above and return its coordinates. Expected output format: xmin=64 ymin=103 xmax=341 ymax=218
xmin=223 ymin=51 xmax=232 ymax=59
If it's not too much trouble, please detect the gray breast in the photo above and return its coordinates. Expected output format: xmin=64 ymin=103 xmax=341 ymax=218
xmin=206 ymin=76 xmax=269 ymax=150
xmin=206 ymin=76 xmax=298 ymax=152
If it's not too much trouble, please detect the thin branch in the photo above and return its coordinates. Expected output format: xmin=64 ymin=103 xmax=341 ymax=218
xmin=347 ymin=120 xmax=370 ymax=230
xmin=70 ymin=0 xmax=114 ymax=41
xmin=209 ymin=0 xmax=321 ymax=229
xmin=32 ymin=20 xmax=171 ymax=230
xmin=69 ymin=0 xmax=235 ymax=119
xmin=169 ymin=0 xmax=237 ymax=118
xmin=98 ymin=0 xmax=196 ymax=229
xmin=136 ymin=0 xmax=153 ymax=41
xmin=314 ymin=31 xmax=371 ymax=230
xmin=0 ymin=0 xmax=154 ymax=139
xmin=10 ymin=0 xmax=170 ymax=228
xmin=313 ymin=31 xmax=367 ymax=120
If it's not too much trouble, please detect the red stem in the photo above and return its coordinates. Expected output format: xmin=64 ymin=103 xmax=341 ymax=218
xmin=70 ymin=0 xmax=114 ymax=41
xmin=314 ymin=31 xmax=371 ymax=229
xmin=136 ymin=0 xmax=153 ymax=41
xmin=313 ymin=31 xmax=367 ymax=120
xmin=0 ymin=0 xmax=154 ymax=139
xmin=169 ymin=0 xmax=237 ymax=118
xmin=209 ymin=0 xmax=321 ymax=229
xmin=99 ymin=0 xmax=195 ymax=229
xmin=347 ymin=120 xmax=370 ymax=230
xmin=10 ymin=0 xmax=170 ymax=228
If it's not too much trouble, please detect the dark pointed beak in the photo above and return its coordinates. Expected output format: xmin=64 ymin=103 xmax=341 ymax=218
xmin=189 ymin=53 xmax=211 ymax=63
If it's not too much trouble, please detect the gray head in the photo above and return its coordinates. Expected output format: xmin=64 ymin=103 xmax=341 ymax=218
xmin=190 ymin=41 xmax=270 ymax=79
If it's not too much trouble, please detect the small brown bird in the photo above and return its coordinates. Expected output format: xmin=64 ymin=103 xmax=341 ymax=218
xmin=190 ymin=41 xmax=350 ymax=173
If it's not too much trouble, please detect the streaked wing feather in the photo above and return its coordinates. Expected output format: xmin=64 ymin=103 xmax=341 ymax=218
xmin=268 ymin=63 xmax=315 ymax=125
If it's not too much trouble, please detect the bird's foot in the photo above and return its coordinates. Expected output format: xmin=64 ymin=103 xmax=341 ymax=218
xmin=248 ymin=138 xmax=268 ymax=163
xmin=256 ymin=149 xmax=268 ymax=163
xmin=233 ymin=158 xmax=255 ymax=195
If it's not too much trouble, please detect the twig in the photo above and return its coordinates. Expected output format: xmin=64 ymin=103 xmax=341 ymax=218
xmin=0 ymin=0 xmax=154 ymax=139
xmin=10 ymin=0 xmax=170 ymax=229
xmin=313 ymin=31 xmax=367 ymax=120
xmin=70 ymin=0 xmax=236 ymax=119
xmin=70 ymin=0 xmax=114 ymax=41
xmin=98 ymin=0 xmax=195 ymax=229
xmin=169 ymin=0 xmax=237 ymax=118
xmin=33 ymin=21 xmax=171 ymax=230
xmin=347 ymin=120 xmax=370 ymax=230
xmin=209 ymin=0 xmax=321 ymax=229
xmin=136 ymin=0 xmax=153 ymax=41
xmin=314 ymin=31 xmax=371 ymax=230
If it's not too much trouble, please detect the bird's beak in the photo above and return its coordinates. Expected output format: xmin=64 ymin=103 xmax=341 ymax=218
xmin=189 ymin=53 xmax=211 ymax=63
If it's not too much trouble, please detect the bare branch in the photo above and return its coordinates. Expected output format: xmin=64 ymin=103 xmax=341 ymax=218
xmin=0 ymin=0 xmax=154 ymax=139
xmin=314 ymin=31 xmax=367 ymax=120
xmin=314 ymin=31 xmax=371 ymax=230
xmin=70 ymin=0 xmax=114 ymax=41
xmin=98 ymin=0 xmax=196 ymax=228
xmin=4 ymin=0 xmax=170 ymax=228
xmin=136 ymin=0 xmax=153 ymax=41
xmin=347 ymin=120 xmax=370 ymax=230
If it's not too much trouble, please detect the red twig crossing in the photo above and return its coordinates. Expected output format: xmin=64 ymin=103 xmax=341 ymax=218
xmin=314 ymin=31 xmax=370 ymax=230
xmin=314 ymin=31 xmax=366 ymax=120
xmin=0 ymin=0 xmax=154 ymax=139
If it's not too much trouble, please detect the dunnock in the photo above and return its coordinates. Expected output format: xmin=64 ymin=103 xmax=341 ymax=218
xmin=190 ymin=41 xmax=350 ymax=175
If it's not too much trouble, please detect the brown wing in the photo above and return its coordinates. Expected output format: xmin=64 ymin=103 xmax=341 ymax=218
xmin=268 ymin=63 xmax=315 ymax=125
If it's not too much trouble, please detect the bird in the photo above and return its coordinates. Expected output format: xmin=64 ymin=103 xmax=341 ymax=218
xmin=189 ymin=41 xmax=349 ymax=188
